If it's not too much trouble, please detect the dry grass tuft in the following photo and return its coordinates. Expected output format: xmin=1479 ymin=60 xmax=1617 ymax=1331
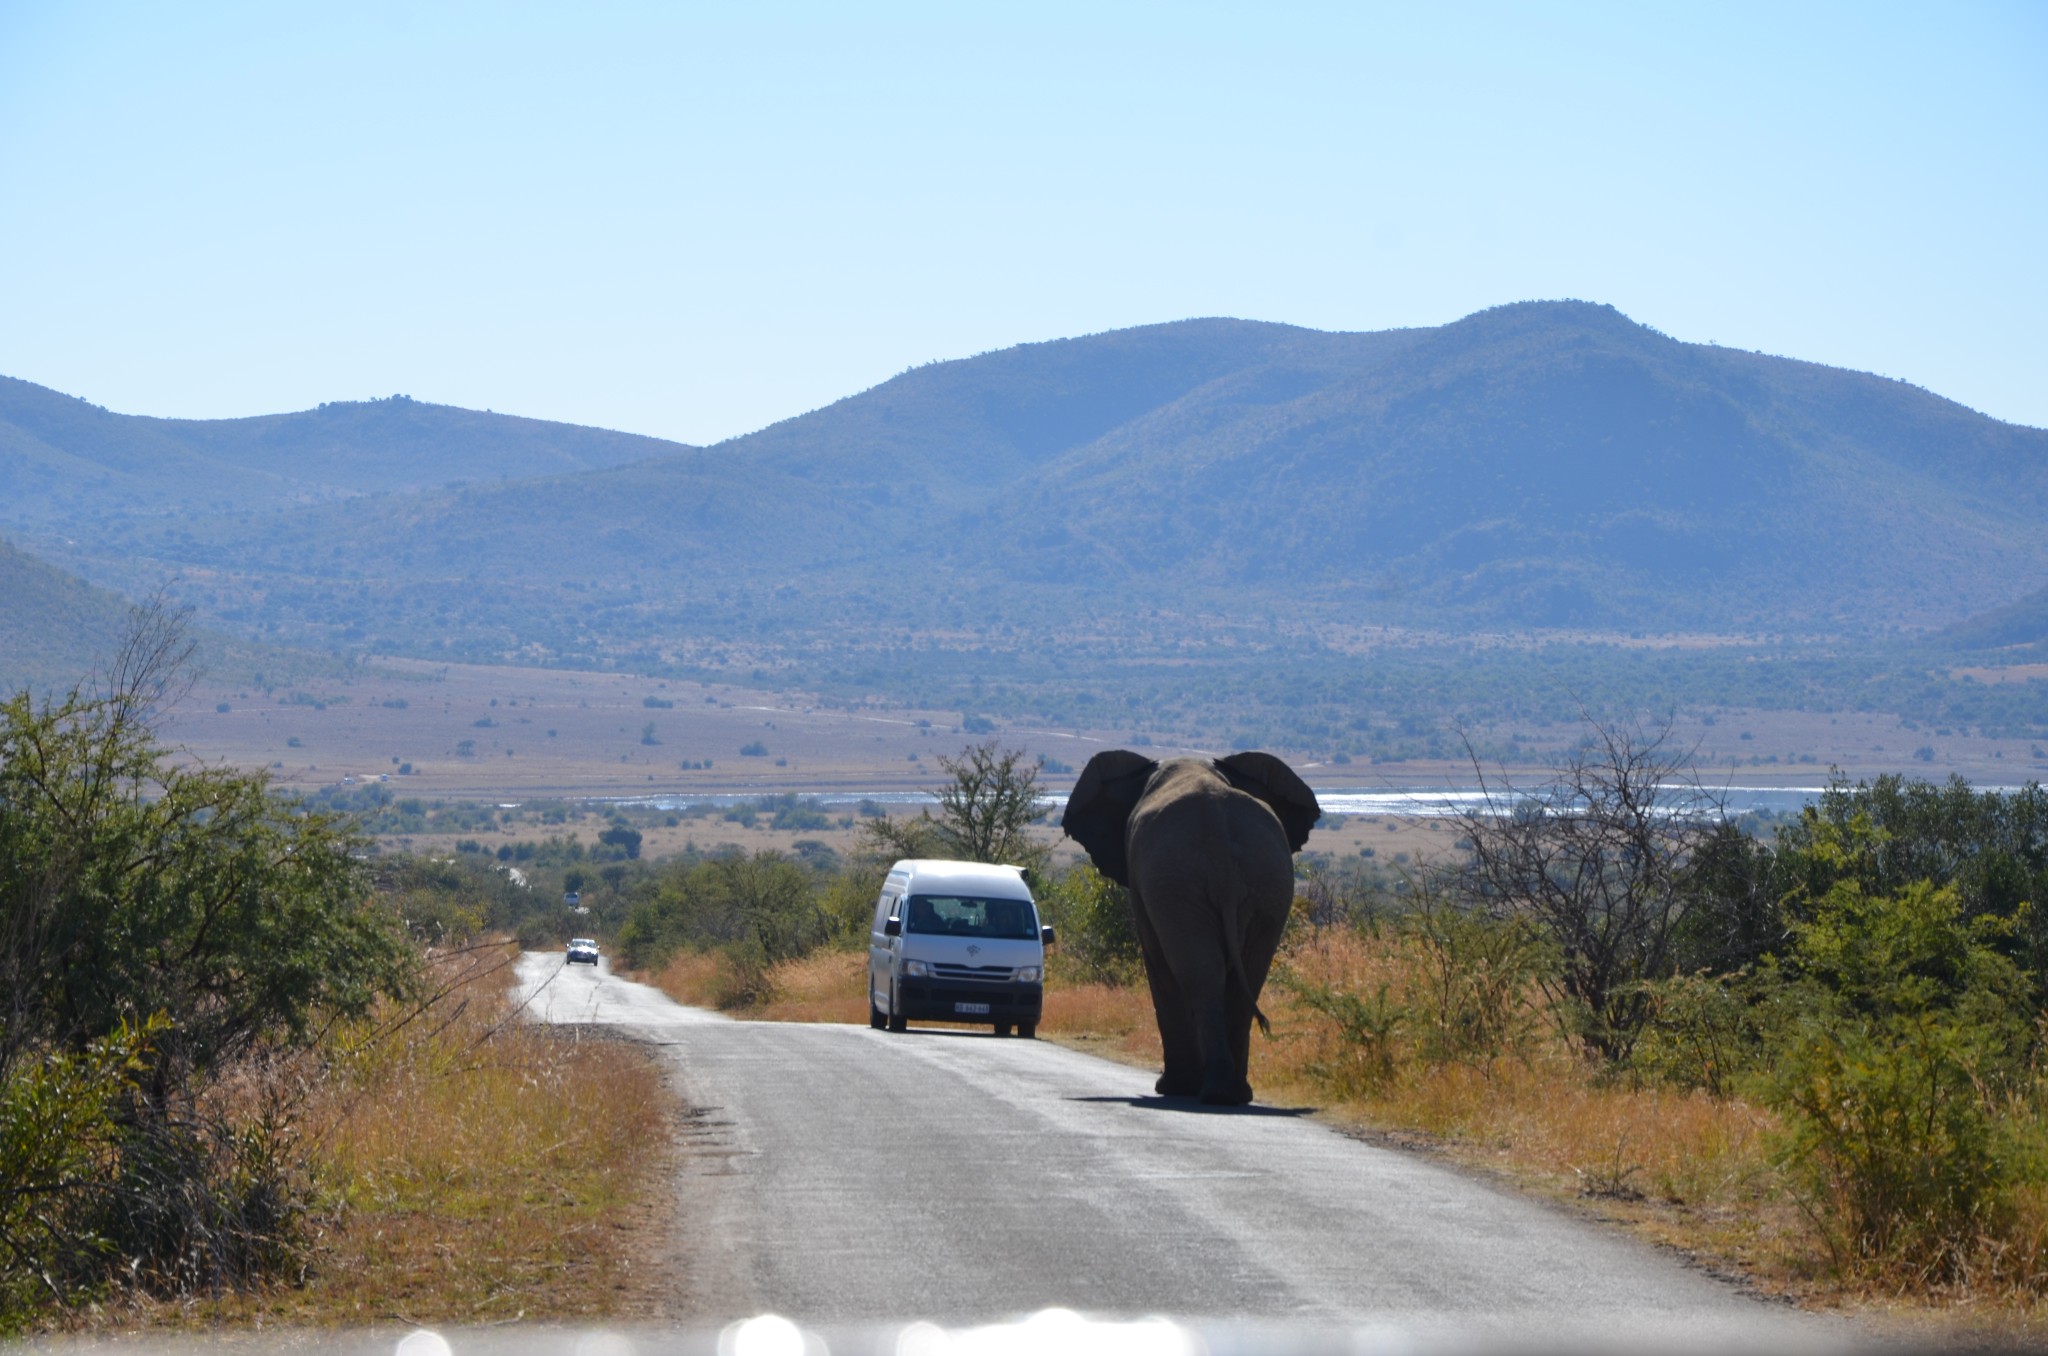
xmin=647 ymin=947 xmax=867 ymax=1023
xmin=745 ymin=951 xmax=870 ymax=1024
xmin=1041 ymin=979 xmax=1161 ymax=1066
xmin=648 ymin=949 xmax=731 ymax=1009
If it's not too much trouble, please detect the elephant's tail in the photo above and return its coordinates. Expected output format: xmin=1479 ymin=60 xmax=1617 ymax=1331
xmin=1223 ymin=919 xmax=1273 ymax=1037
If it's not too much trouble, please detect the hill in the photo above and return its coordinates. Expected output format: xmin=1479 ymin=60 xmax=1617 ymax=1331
xmin=0 ymin=379 xmax=694 ymax=521
xmin=718 ymin=318 xmax=1423 ymax=507
xmin=8 ymin=302 xmax=2048 ymax=677
xmin=0 ymin=538 xmax=337 ymax=698
xmin=0 ymin=537 xmax=139 ymax=691
xmin=1937 ymin=584 xmax=2048 ymax=654
xmin=986 ymin=302 xmax=2048 ymax=629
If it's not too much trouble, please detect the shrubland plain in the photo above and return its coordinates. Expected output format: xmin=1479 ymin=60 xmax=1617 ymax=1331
xmin=156 ymin=654 xmax=2046 ymax=805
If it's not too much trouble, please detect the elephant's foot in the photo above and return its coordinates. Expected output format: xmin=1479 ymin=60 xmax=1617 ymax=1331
xmin=1199 ymin=1078 xmax=1254 ymax=1107
xmin=1155 ymin=1072 xmax=1201 ymax=1098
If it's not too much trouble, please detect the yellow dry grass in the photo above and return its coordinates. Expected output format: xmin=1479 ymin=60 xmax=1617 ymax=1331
xmin=121 ymin=942 xmax=679 ymax=1329
xmin=648 ymin=948 xmax=874 ymax=1024
xmin=647 ymin=948 xmax=730 ymax=1010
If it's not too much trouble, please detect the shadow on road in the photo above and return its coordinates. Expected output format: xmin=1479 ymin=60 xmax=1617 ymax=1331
xmin=1068 ymin=1094 xmax=1315 ymax=1118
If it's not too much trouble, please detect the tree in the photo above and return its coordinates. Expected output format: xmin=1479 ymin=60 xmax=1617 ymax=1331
xmin=617 ymin=849 xmax=823 ymax=977
xmin=1453 ymin=718 xmax=1721 ymax=1062
xmin=856 ymin=811 xmax=945 ymax=862
xmin=860 ymin=741 xmax=1052 ymax=874
xmin=1771 ymin=774 xmax=2048 ymax=995
xmin=0 ymin=604 xmax=417 ymax=1309
xmin=931 ymin=741 xmax=1052 ymax=872
xmin=1 ymin=606 xmax=414 ymax=1094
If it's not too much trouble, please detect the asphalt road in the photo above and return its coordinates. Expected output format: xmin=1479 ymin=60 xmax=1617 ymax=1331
xmin=513 ymin=951 xmax=1852 ymax=1352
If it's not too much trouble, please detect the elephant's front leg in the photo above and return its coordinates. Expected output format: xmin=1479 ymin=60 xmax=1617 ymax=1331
xmin=1130 ymin=887 xmax=1202 ymax=1097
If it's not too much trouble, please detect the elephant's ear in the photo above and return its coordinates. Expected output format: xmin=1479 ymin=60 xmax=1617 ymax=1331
xmin=1061 ymin=750 xmax=1157 ymax=886
xmin=1216 ymin=752 xmax=1321 ymax=853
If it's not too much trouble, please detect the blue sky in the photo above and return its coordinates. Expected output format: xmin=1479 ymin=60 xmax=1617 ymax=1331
xmin=2 ymin=1 xmax=2042 ymax=444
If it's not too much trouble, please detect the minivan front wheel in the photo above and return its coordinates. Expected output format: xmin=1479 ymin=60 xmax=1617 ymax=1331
xmin=886 ymin=990 xmax=907 ymax=1033
xmin=994 ymin=1023 xmax=1013 ymax=1037
xmin=1018 ymin=1023 xmax=1037 ymax=1039
xmin=869 ymin=994 xmax=886 ymax=1030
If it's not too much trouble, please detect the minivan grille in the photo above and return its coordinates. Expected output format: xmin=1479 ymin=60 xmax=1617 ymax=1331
xmin=932 ymin=963 xmax=1017 ymax=982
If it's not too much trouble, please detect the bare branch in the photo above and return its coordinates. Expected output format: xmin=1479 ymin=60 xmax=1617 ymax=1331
xmin=1453 ymin=715 xmax=1723 ymax=1062
xmin=97 ymin=591 xmax=199 ymax=725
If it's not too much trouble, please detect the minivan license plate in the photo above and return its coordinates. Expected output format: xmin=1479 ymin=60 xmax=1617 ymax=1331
xmin=954 ymin=1001 xmax=991 ymax=1015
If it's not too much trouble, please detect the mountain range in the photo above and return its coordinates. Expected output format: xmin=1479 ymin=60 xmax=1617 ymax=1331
xmin=5 ymin=301 xmax=2047 ymax=691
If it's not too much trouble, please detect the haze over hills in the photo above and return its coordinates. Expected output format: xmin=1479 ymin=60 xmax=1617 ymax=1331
xmin=4 ymin=301 xmax=2046 ymax=751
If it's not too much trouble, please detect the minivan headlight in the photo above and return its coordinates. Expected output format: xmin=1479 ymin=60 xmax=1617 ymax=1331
xmin=1014 ymin=966 xmax=1042 ymax=983
xmin=902 ymin=960 xmax=933 ymax=978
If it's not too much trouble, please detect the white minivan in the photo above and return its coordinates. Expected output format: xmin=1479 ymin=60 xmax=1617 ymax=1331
xmin=868 ymin=859 xmax=1053 ymax=1037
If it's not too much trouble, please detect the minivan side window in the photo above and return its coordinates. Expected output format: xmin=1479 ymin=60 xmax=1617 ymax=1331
xmin=873 ymin=891 xmax=899 ymax=932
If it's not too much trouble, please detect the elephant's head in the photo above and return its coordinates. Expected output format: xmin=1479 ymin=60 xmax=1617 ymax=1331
xmin=1061 ymin=750 xmax=1321 ymax=885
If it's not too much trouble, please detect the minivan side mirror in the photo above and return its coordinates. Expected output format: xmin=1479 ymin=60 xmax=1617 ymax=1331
xmin=1040 ymin=925 xmax=1056 ymax=946
xmin=883 ymin=917 xmax=902 ymax=937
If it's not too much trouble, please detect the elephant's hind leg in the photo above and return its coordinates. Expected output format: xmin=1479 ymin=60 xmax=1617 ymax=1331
xmin=1222 ymin=894 xmax=1291 ymax=1103
xmin=1186 ymin=922 xmax=1251 ymax=1105
xmin=1197 ymin=999 xmax=1253 ymax=1105
xmin=1131 ymin=886 xmax=1202 ymax=1096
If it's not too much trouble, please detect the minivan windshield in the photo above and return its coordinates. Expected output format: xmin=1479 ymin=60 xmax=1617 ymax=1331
xmin=903 ymin=894 xmax=1038 ymax=939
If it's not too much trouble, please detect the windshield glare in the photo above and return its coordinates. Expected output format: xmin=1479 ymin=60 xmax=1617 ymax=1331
xmin=904 ymin=894 xmax=1038 ymax=940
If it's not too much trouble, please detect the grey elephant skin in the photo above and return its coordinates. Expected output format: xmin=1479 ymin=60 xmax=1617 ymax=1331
xmin=1061 ymin=751 xmax=1320 ymax=1105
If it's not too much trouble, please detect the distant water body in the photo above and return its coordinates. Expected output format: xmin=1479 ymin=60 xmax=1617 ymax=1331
xmin=605 ymin=784 xmax=1877 ymax=819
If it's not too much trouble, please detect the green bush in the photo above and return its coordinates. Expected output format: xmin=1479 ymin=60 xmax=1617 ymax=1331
xmin=1772 ymin=777 xmax=2048 ymax=1000
xmin=1404 ymin=900 xmax=1552 ymax=1068
xmin=1767 ymin=1002 xmax=2016 ymax=1279
xmin=1755 ymin=879 xmax=2039 ymax=1280
xmin=1036 ymin=862 xmax=1141 ymax=986
xmin=1281 ymin=975 xmax=1405 ymax=1096
xmin=597 ymin=824 xmax=643 ymax=859
xmin=1629 ymin=971 xmax=1759 ymax=1096
xmin=0 ymin=1020 xmax=154 ymax=1329
xmin=816 ymin=859 xmax=887 ymax=949
xmin=618 ymin=850 xmax=824 ymax=973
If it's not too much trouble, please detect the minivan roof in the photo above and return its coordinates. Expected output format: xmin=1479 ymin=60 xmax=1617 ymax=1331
xmin=886 ymin=859 xmax=1034 ymax=899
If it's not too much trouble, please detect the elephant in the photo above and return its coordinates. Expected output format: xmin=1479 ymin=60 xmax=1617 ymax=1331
xmin=1061 ymin=751 xmax=1320 ymax=1105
